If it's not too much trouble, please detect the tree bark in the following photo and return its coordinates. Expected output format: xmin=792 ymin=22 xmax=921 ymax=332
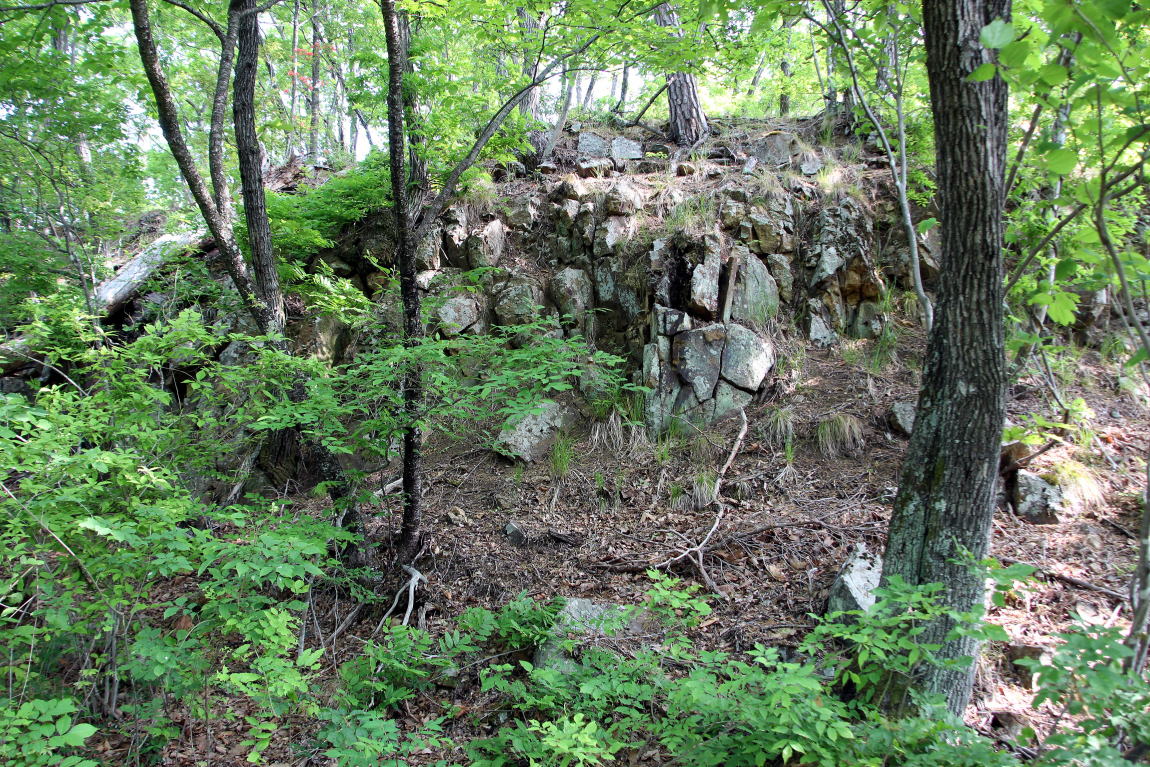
xmin=308 ymin=2 xmax=321 ymax=160
xmin=381 ymin=0 xmax=424 ymax=561
xmin=880 ymin=0 xmax=1010 ymax=717
xmin=653 ymin=3 xmax=708 ymax=145
xmin=233 ymin=0 xmax=284 ymax=334
xmin=128 ymin=0 xmax=270 ymax=333
xmin=612 ymin=62 xmax=629 ymax=114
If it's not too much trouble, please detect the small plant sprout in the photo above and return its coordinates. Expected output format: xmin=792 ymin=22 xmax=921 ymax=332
xmin=550 ymin=433 xmax=575 ymax=479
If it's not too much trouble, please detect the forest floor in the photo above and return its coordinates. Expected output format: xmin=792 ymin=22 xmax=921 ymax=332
xmin=151 ymin=312 xmax=1149 ymax=766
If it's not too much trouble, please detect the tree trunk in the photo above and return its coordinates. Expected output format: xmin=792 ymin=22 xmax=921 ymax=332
xmin=581 ymin=72 xmax=598 ymax=110
xmin=129 ymin=0 xmax=269 ymax=333
xmin=381 ymin=0 xmax=424 ymax=561
xmin=233 ymin=0 xmax=284 ymax=335
xmin=653 ymin=3 xmax=708 ymax=145
xmin=543 ymin=70 xmax=575 ymax=161
xmin=308 ymin=4 xmax=321 ymax=160
xmin=612 ymin=63 xmax=629 ymax=114
xmin=880 ymin=0 xmax=1010 ymax=717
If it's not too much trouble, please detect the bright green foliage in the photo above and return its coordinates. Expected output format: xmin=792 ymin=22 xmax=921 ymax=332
xmin=0 ymin=698 xmax=98 ymax=767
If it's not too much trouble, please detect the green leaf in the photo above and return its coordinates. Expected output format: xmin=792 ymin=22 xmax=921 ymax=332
xmin=979 ymin=19 xmax=1015 ymax=49
xmin=968 ymin=62 xmax=997 ymax=82
xmin=916 ymin=217 xmax=939 ymax=234
xmin=1039 ymin=63 xmax=1068 ymax=86
xmin=1054 ymin=258 xmax=1078 ymax=281
xmin=1045 ymin=148 xmax=1078 ymax=175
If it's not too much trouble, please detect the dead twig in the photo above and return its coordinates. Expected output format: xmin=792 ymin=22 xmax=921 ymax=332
xmin=1001 ymin=557 xmax=1128 ymax=602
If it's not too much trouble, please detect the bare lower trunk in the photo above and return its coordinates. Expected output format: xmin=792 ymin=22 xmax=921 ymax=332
xmin=654 ymin=3 xmax=708 ymax=145
xmin=381 ymin=0 xmax=424 ymax=562
xmin=612 ymin=63 xmax=629 ymax=114
xmin=880 ymin=0 xmax=1010 ymax=717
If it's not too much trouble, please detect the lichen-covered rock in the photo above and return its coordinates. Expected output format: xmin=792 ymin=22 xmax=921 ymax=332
xmin=720 ymin=323 xmax=774 ymax=391
xmin=494 ymin=400 xmax=576 ymax=462
xmin=434 ymin=295 xmax=484 ymax=336
xmin=888 ymin=402 xmax=916 ymax=437
xmin=577 ymin=132 xmax=610 ymax=158
xmin=1013 ymin=471 xmax=1063 ymax=524
xmin=554 ymin=174 xmax=591 ymax=203
xmin=688 ymin=238 xmax=722 ymax=318
xmin=593 ymin=216 xmax=633 ymax=257
xmin=753 ymin=132 xmax=798 ymax=166
xmin=605 ymin=180 xmax=644 ymax=215
xmin=493 ymin=279 xmax=542 ymax=326
xmin=731 ymin=249 xmax=780 ymax=330
xmin=827 ymin=544 xmax=882 ymax=615
xmin=506 ymin=199 xmax=537 ymax=229
xmin=549 ymin=267 xmax=593 ymax=332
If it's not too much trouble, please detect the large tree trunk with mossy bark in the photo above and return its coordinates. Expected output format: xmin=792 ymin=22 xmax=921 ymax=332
xmin=653 ymin=3 xmax=708 ymax=146
xmin=879 ymin=0 xmax=1010 ymax=717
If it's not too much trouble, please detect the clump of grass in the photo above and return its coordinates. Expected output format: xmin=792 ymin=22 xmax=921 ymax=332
xmin=816 ymin=412 xmax=865 ymax=457
xmin=758 ymin=405 xmax=796 ymax=447
xmin=1045 ymin=459 xmax=1105 ymax=513
xmin=691 ymin=470 xmax=718 ymax=509
xmin=549 ymin=433 xmax=576 ymax=478
xmin=867 ymin=324 xmax=900 ymax=373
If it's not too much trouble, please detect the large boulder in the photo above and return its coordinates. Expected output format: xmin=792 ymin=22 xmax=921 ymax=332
xmin=494 ymin=400 xmax=576 ymax=462
xmin=610 ymin=137 xmax=643 ymax=161
xmin=731 ymin=249 xmax=780 ymax=330
xmin=493 ymin=279 xmax=543 ymax=326
xmin=549 ymin=267 xmax=594 ymax=332
xmin=721 ymin=323 xmax=775 ymax=391
xmin=576 ymin=132 xmax=610 ymax=158
xmin=673 ymin=325 xmax=726 ymax=401
xmin=433 ymin=295 xmax=485 ymax=337
xmin=605 ymin=180 xmax=644 ymax=215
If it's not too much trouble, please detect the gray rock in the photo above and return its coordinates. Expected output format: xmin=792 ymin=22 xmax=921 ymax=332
xmin=708 ymin=380 xmax=754 ymax=421
xmin=605 ymin=180 xmax=643 ymax=215
xmin=851 ymin=300 xmax=883 ymax=340
xmin=753 ymin=132 xmax=798 ymax=166
xmin=467 ymin=219 xmax=506 ymax=268
xmin=888 ymin=402 xmax=916 ymax=437
xmin=533 ymin=598 xmax=653 ymax=674
xmin=577 ymin=132 xmax=610 ymax=158
xmin=766 ymin=253 xmax=794 ymax=302
xmin=555 ymin=174 xmax=590 ymax=202
xmin=549 ymin=267 xmax=593 ymax=332
xmin=748 ymin=212 xmax=784 ymax=254
xmin=1013 ymin=471 xmax=1063 ymax=524
xmin=652 ymin=304 xmax=692 ymax=336
xmin=494 ymin=400 xmax=575 ymax=462
xmin=415 ymin=225 xmax=441 ymax=271
xmin=434 ymin=295 xmax=484 ymax=336
xmin=577 ymin=158 xmax=613 ymax=178
xmin=672 ymin=324 xmax=725 ymax=401
xmin=610 ymin=136 xmax=643 ymax=161
xmin=493 ymin=279 xmax=542 ymax=326
xmin=505 ymin=521 xmax=529 ymax=547
xmin=731 ymin=251 xmax=780 ymax=329
xmin=720 ymin=323 xmax=774 ymax=391
xmin=827 ymin=544 xmax=882 ymax=615
xmin=807 ymin=309 xmax=839 ymax=348
xmin=688 ymin=240 xmax=721 ymax=318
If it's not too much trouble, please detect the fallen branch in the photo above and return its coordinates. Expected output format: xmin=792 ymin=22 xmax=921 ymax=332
xmin=1001 ymin=556 xmax=1128 ymax=602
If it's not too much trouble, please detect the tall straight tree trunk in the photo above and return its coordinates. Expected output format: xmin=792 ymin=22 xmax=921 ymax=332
xmin=581 ymin=72 xmax=598 ymax=110
xmin=308 ymin=3 xmax=321 ymax=159
xmin=653 ymin=3 xmax=708 ymax=145
xmin=880 ymin=0 xmax=1010 ymax=716
xmin=233 ymin=0 xmax=284 ymax=335
xmin=288 ymin=0 xmax=300 ymax=155
xmin=380 ymin=0 xmax=423 ymax=561
xmin=612 ymin=63 xmax=629 ymax=114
